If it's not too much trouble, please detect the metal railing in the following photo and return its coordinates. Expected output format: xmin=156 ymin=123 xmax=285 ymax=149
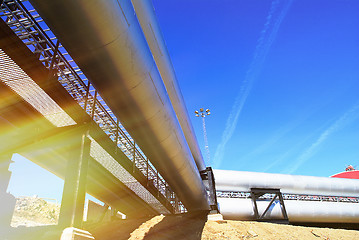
xmin=0 ymin=0 xmax=185 ymax=213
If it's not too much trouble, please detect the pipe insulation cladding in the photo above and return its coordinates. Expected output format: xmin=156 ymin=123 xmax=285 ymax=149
xmin=214 ymin=170 xmax=359 ymax=223
xmin=29 ymin=0 xmax=209 ymax=211
xmin=131 ymin=0 xmax=206 ymax=172
xmin=218 ymin=198 xmax=359 ymax=223
xmin=214 ymin=170 xmax=359 ymax=197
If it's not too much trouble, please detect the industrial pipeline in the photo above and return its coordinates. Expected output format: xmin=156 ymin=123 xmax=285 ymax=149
xmin=131 ymin=0 xmax=206 ymax=172
xmin=214 ymin=170 xmax=359 ymax=223
xmin=29 ymin=0 xmax=208 ymax=211
xmin=24 ymin=0 xmax=359 ymax=223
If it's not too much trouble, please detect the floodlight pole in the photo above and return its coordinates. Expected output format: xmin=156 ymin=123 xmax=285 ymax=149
xmin=202 ymin=116 xmax=210 ymax=166
xmin=195 ymin=108 xmax=211 ymax=166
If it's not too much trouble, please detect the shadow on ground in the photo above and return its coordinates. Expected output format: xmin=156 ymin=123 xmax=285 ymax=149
xmin=143 ymin=211 xmax=208 ymax=240
xmin=2 ymin=212 xmax=208 ymax=240
xmin=86 ymin=211 xmax=208 ymax=240
xmin=86 ymin=216 xmax=152 ymax=240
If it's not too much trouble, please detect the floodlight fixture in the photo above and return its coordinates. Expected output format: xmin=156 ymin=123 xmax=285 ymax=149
xmin=194 ymin=107 xmax=212 ymax=166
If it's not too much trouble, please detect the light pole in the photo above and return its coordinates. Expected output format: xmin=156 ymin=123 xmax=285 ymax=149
xmin=195 ymin=108 xmax=211 ymax=166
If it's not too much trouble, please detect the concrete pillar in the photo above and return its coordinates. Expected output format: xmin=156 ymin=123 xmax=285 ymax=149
xmin=58 ymin=130 xmax=90 ymax=229
xmin=0 ymin=154 xmax=16 ymax=231
xmin=0 ymin=154 xmax=12 ymax=193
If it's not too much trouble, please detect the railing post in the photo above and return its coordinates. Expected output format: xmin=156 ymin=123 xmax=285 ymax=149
xmin=146 ymin=157 xmax=149 ymax=179
xmin=91 ymin=91 xmax=97 ymax=120
xmin=114 ymin=119 xmax=119 ymax=153
xmin=156 ymin=171 xmax=159 ymax=197
xmin=175 ymin=195 xmax=179 ymax=213
xmin=165 ymin=184 xmax=169 ymax=201
xmin=49 ymin=39 xmax=60 ymax=70
xmin=132 ymin=141 xmax=136 ymax=173
xmin=83 ymin=82 xmax=90 ymax=113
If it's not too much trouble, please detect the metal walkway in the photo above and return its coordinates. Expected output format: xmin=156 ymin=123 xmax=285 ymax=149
xmin=0 ymin=0 xmax=185 ymax=216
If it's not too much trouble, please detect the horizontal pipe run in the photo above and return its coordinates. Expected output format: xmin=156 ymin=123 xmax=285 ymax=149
xmin=131 ymin=0 xmax=206 ymax=171
xmin=29 ymin=0 xmax=209 ymax=210
xmin=218 ymin=198 xmax=359 ymax=223
xmin=214 ymin=170 xmax=359 ymax=197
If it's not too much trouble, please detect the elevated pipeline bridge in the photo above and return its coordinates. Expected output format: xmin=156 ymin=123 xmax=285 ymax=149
xmin=2 ymin=1 xmax=357 ymax=238
xmin=0 ymin=0 xmax=216 ymax=231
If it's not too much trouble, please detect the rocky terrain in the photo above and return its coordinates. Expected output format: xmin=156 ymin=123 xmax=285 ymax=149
xmin=11 ymin=196 xmax=60 ymax=227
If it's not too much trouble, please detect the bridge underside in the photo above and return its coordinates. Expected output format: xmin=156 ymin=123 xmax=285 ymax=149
xmin=0 ymin=91 xmax=157 ymax=218
xmin=0 ymin=15 xmax=174 ymax=222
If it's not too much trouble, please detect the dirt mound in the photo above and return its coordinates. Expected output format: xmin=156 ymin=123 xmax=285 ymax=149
xmin=11 ymin=196 xmax=60 ymax=227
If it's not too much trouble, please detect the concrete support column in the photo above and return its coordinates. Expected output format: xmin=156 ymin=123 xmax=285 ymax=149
xmin=58 ymin=130 xmax=90 ymax=229
xmin=0 ymin=154 xmax=12 ymax=193
xmin=0 ymin=154 xmax=16 ymax=231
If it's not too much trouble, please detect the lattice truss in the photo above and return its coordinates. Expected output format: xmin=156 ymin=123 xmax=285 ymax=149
xmin=217 ymin=191 xmax=359 ymax=203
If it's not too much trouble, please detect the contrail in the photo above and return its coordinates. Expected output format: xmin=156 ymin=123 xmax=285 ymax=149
xmin=213 ymin=0 xmax=293 ymax=168
xmin=286 ymin=103 xmax=359 ymax=174
xmin=243 ymin=103 xmax=327 ymax=171
xmin=261 ymin=125 xmax=325 ymax=173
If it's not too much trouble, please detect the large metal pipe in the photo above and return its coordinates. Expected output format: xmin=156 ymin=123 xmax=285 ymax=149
xmin=218 ymin=198 xmax=359 ymax=223
xmin=131 ymin=0 xmax=206 ymax=171
xmin=214 ymin=170 xmax=359 ymax=223
xmin=29 ymin=0 xmax=209 ymax=211
xmin=214 ymin=170 xmax=359 ymax=197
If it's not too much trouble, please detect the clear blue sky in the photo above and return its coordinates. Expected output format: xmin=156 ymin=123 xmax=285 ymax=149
xmin=8 ymin=0 xmax=359 ymax=201
xmin=152 ymin=0 xmax=359 ymax=176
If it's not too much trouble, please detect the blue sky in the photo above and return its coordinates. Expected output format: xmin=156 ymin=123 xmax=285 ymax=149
xmin=7 ymin=0 xmax=359 ymax=200
xmin=152 ymin=0 xmax=359 ymax=176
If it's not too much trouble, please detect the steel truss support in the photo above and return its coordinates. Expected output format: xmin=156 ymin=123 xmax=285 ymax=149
xmin=250 ymin=188 xmax=288 ymax=223
xmin=59 ymin=125 xmax=90 ymax=228
xmin=200 ymin=167 xmax=219 ymax=212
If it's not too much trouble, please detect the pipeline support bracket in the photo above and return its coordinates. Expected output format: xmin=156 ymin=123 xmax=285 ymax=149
xmin=250 ymin=188 xmax=288 ymax=223
xmin=200 ymin=167 xmax=219 ymax=212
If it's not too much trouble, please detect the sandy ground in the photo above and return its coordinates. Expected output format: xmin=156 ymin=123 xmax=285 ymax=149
xmin=4 ymin=213 xmax=359 ymax=239
xmin=202 ymin=220 xmax=359 ymax=240
xmin=86 ymin=213 xmax=359 ymax=240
